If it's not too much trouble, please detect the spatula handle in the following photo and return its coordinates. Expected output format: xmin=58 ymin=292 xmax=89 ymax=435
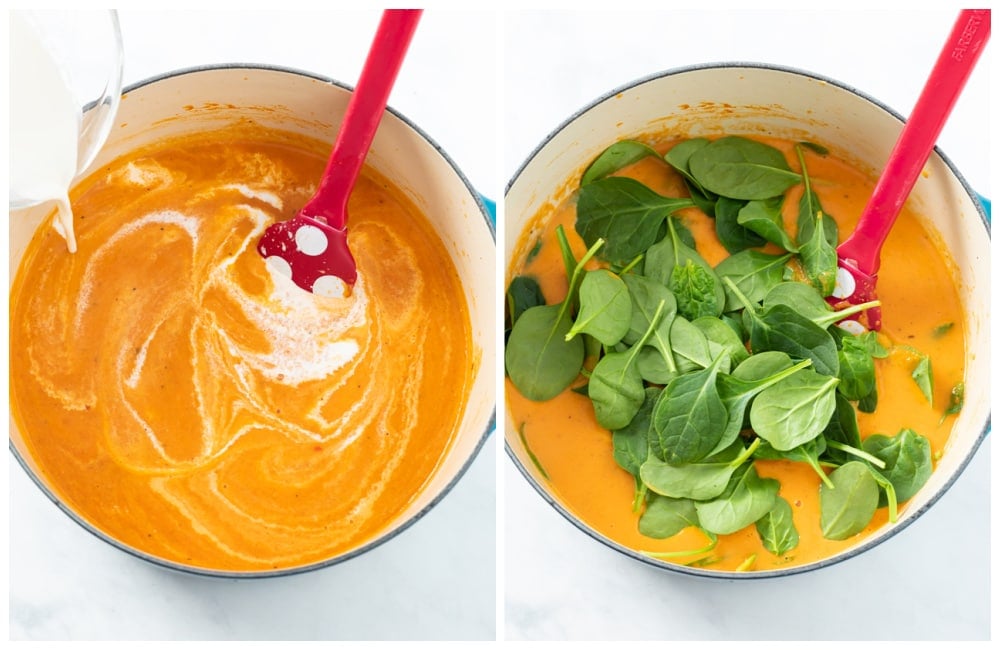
xmin=302 ymin=10 xmax=422 ymax=228
xmin=838 ymin=9 xmax=990 ymax=275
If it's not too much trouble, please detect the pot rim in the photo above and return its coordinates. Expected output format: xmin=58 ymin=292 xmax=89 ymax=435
xmin=10 ymin=62 xmax=497 ymax=580
xmin=503 ymin=60 xmax=990 ymax=580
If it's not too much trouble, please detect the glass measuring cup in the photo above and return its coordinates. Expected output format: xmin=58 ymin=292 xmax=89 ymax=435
xmin=9 ymin=10 xmax=124 ymax=213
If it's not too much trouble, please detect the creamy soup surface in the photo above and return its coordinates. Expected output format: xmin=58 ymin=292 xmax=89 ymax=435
xmin=11 ymin=124 xmax=473 ymax=571
xmin=506 ymin=135 xmax=965 ymax=572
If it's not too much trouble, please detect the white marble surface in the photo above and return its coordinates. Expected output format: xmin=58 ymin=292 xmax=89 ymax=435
xmin=7 ymin=9 xmax=497 ymax=642
xmin=503 ymin=8 xmax=992 ymax=642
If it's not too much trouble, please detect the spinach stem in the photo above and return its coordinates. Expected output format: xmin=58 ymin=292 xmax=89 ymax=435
xmin=627 ymin=300 xmax=666 ymax=367
xmin=735 ymin=553 xmax=757 ymax=572
xmin=632 ymin=481 xmax=648 ymax=513
xmin=794 ymin=144 xmax=814 ymax=201
xmin=555 ymin=224 xmax=577 ymax=281
xmin=641 ymin=529 xmax=718 ymax=559
xmin=825 ymin=440 xmax=887 ymax=469
xmin=752 ymin=359 xmax=813 ymax=393
xmin=722 ymin=276 xmax=758 ymax=314
xmin=517 ymin=422 xmax=550 ymax=481
xmin=620 ymin=253 xmax=644 ymax=276
xmin=555 ymin=236 xmax=605 ymax=326
xmin=824 ymin=299 xmax=882 ymax=326
xmin=807 ymin=455 xmax=835 ymax=489
xmin=731 ymin=437 xmax=762 ymax=468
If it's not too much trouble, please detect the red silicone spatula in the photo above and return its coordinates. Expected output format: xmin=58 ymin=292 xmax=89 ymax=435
xmin=832 ymin=8 xmax=989 ymax=331
xmin=257 ymin=9 xmax=422 ymax=296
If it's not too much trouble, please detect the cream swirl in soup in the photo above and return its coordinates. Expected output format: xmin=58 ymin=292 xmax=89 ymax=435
xmin=11 ymin=125 xmax=473 ymax=571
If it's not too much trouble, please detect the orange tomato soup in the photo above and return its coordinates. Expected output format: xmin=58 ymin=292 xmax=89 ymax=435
xmin=10 ymin=124 xmax=472 ymax=571
xmin=506 ymin=136 xmax=965 ymax=572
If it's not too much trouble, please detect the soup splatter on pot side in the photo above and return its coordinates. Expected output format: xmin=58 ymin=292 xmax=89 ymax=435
xmin=10 ymin=124 xmax=473 ymax=571
xmin=506 ymin=135 xmax=966 ymax=572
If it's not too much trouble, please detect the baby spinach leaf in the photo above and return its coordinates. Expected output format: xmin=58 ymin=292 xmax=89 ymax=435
xmin=737 ymin=198 xmax=799 ymax=252
xmin=505 ymin=304 xmax=585 ymax=401
xmin=857 ymin=386 xmax=879 ymax=413
xmin=612 ymin=387 xmax=661 ymax=479
xmin=820 ymin=461 xmax=879 ymax=540
xmin=505 ymin=275 xmax=545 ymax=344
xmin=797 ymin=140 xmax=829 ymax=156
xmin=566 ymin=269 xmax=632 ymax=346
xmin=714 ymin=357 xmax=812 ymax=456
xmin=664 ymin=138 xmax=711 ymax=186
xmin=727 ymin=280 xmax=840 ymax=377
xmin=714 ymin=196 xmax=763 ymax=253
xmin=687 ymin=136 xmax=802 ymax=200
xmin=665 ymin=139 xmax=721 ymax=217
xmin=506 ymin=275 xmax=545 ymax=325
xmin=669 ymin=315 xmax=714 ymax=373
xmin=911 ymin=355 xmax=934 ymax=405
xmin=589 ymin=300 xmax=666 ymax=429
xmin=715 ymin=250 xmax=793 ymax=311
xmin=581 ymin=140 xmax=662 ymax=186
xmin=589 ymin=351 xmax=646 ymax=430
xmin=794 ymin=143 xmax=838 ymax=249
xmin=731 ymin=350 xmax=795 ymax=380
xmin=695 ymin=463 xmax=780 ymax=535
xmin=613 ymin=387 xmax=661 ymax=510
xmin=640 ymin=438 xmax=760 ymax=501
xmin=621 ymin=274 xmax=678 ymax=366
xmin=797 ymin=196 xmax=838 ymax=249
xmin=644 ymin=217 xmax=725 ymax=321
xmin=525 ymin=238 xmax=543 ymax=264
xmin=857 ymin=330 xmax=890 ymax=358
xmin=754 ymin=437 xmax=833 ymax=488
xmin=943 ymin=381 xmax=964 ymax=419
xmin=636 ymin=346 xmax=677 ymax=385
xmin=720 ymin=312 xmax=746 ymax=341
xmin=755 ymin=496 xmax=799 ymax=556
xmin=821 ymin=393 xmax=863 ymax=464
xmin=651 ymin=355 xmax=729 ymax=464
xmin=763 ymin=281 xmax=879 ymax=331
xmin=932 ymin=322 xmax=955 ymax=338
xmin=692 ymin=316 xmax=750 ymax=368
xmin=798 ymin=210 xmax=837 ymax=296
xmin=576 ymin=177 xmax=695 ymax=265
xmin=505 ymin=236 xmax=604 ymax=401
xmin=837 ymin=334 xmax=876 ymax=401
xmin=753 ymin=305 xmax=840 ymax=377
xmin=686 ymin=180 xmax=719 ymax=218
xmin=750 ymin=368 xmax=839 ymax=450
xmin=764 ymin=280 xmax=831 ymax=319
xmin=671 ymin=259 xmax=723 ymax=321
xmin=638 ymin=493 xmax=700 ymax=539
xmin=862 ymin=428 xmax=933 ymax=504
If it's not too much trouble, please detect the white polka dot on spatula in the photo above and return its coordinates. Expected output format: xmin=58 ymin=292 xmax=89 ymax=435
xmin=837 ymin=319 xmax=867 ymax=335
xmin=264 ymin=255 xmax=293 ymax=278
xmin=312 ymin=275 xmax=348 ymax=298
xmin=295 ymin=224 xmax=329 ymax=256
xmin=831 ymin=266 xmax=856 ymax=299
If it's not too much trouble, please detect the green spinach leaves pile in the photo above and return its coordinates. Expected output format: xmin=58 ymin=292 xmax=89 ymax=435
xmin=506 ymin=136 xmax=943 ymax=565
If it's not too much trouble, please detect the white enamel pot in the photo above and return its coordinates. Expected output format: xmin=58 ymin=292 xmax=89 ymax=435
xmin=9 ymin=65 xmax=496 ymax=578
xmin=504 ymin=63 xmax=990 ymax=579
